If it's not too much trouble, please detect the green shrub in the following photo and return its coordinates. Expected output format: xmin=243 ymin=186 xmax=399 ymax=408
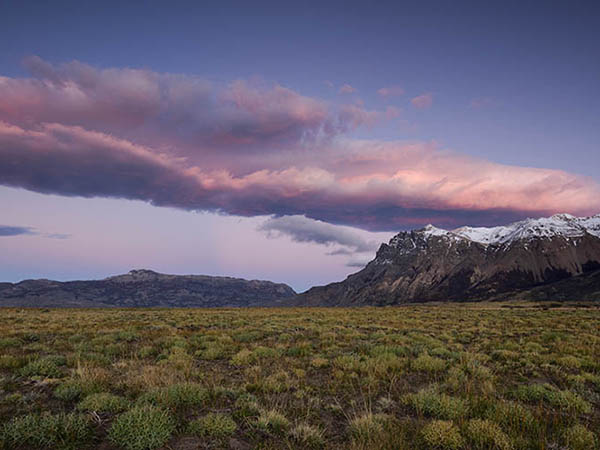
xmin=254 ymin=346 xmax=278 ymax=358
xmin=412 ymin=354 xmax=447 ymax=373
xmin=483 ymin=400 xmax=536 ymax=432
xmin=515 ymin=383 xmax=592 ymax=414
xmin=289 ymin=423 xmax=325 ymax=448
xmin=20 ymin=358 xmax=63 ymax=378
xmin=54 ymin=379 xmax=104 ymax=402
xmin=108 ymin=406 xmax=175 ymax=450
xmin=466 ymin=419 xmax=512 ymax=450
xmin=188 ymin=413 xmax=237 ymax=438
xmin=199 ymin=345 xmax=225 ymax=360
xmin=563 ymin=424 xmax=598 ymax=450
xmin=138 ymin=345 xmax=158 ymax=359
xmin=230 ymin=349 xmax=255 ymax=366
xmin=348 ymin=413 xmax=391 ymax=444
xmin=333 ymin=354 xmax=362 ymax=372
xmin=0 ymin=354 xmax=23 ymax=370
xmin=405 ymin=386 xmax=469 ymax=420
xmin=234 ymin=393 xmax=260 ymax=419
xmin=54 ymin=382 xmax=84 ymax=402
xmin=137 ymin=383 xmax=207 ymax=409
xmin=78 ymin=392 xmax=129 ymax=413
xmin=256 ymin=409 xmax=290 ymax=434
xmin=0 ymin=337 xmax=22 ymax=349
xmin=420 ymin=420 xmax=464 ymax=450
xmin=0 ymin=412 xmax=92 ymax=450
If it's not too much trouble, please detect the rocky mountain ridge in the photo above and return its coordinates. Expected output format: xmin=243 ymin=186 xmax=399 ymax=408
xmin=0 ymin=269 xmax=296 ymax=307
xmin=295 ymin=214 xmax=600 ymax=305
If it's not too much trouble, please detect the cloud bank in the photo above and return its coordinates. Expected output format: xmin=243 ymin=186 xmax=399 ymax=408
xmin=259 ymin=215 xmax=379 ymax=253
xmin=1 ymin=58 xmax=600 ymax=231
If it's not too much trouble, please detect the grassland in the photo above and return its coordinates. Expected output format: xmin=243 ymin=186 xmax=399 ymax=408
xmin=0 ymin=303 xmax=598 ymax=449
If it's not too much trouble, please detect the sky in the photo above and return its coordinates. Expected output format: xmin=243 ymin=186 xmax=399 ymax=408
xmin=1 ymin=0 xmax=599 ymax=291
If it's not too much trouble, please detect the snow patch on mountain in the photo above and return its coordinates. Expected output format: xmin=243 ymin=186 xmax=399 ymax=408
xmin=390 ymin=213 xmax=600 ymax=248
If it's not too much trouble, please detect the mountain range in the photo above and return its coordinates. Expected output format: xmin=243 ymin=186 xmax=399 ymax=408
xmin=0 ymin=269 xmax=296 ymax=307
xmin=2 ymin=214 xmax=599 ymax=307
xmin=294 ymin=213 xmax=600 ymax=305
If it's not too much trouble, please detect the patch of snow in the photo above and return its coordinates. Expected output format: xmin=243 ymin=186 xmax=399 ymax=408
xmin=414 ymin=213 xmax=600 ymax=245
xmin=422 ymin=224 xmax=451 ymax=238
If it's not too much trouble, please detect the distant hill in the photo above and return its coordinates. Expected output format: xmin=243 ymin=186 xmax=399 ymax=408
xmin=0 ymin=269 xmax=296 ymax=307
xmin=294 ymin=214 xmax=600 ymax=306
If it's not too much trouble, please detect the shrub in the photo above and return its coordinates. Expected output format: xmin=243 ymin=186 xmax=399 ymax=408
xmin=556 ymin=355 xmax=582 ymax=369
xmin=0 ymin=355 xmax=23 ymax=370
xmin=20 ymin=358 xmax=63 ymax=378
xmin=108 ymin=406 xmax=175 ymax=450
xmin=254 ymin=346 xmax=278 ymax=358
xmin=0 ymin=337 xmax=22 ymax=349
xmin=261 ymin=370 xmax=292 ymax=393
xmin=230 ymin=349 xmax=255 ymax=366
xmin=405 ymin=386 xmax=469 ymax=420
xmin=188 ymin=413 xmax=237 ymax=438
xmin=333 ymin=354 xmax=362 ymax=372
xmin=289 ymin=423 xmax=325 ymax=448
xmin=138 ymin=345 xmax=158 ymax=359
xmin=483 ymin=400 xmax=536 ymax=432
xmin=412 ymin=354 xmax=446 ymax=373
xmin=200 ymin=345 xmax=225 ymax=360
xmin=563 ymin=424 xmax=598 ymax=450
xmin=420 ymin=420 xmax=464 ymax=450
xmin=77 ymin=393 xmax=129 ymax=413
xmin=466 ymin=419 xmax=512 ymax=450
xmin=256 ymin=409 xmax=290 ymax=434
xmin=137 ymin=383 xmax=208 ymax=409
xmin=54 ymin=382 xmax=84 ymax=402
xmin=310 ymin=356 xmax=329 ymax=368
xmin=234 ymin=393 xmax=260 ymax=419
xmin=515 ymin=383 xmax=592 ymax=414
xmin=0 ymin=412 xmax=92 ymax=450
xmin=348 ymin=413 xmax=391 ymax=444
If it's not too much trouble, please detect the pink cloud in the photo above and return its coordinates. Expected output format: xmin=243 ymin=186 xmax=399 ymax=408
xmin=411 ymin=92 xmax=433 ymax=109
xmin=2 ymin=120 xmax=599 ymax=231
xmin=1 ymin=58 xmax=599 ymax=231
xmin=0 ymin=59 xmax=384 ymax=163
xmin=339 ymin=84 xmax=357 ymax=94
xmin=377 ymin=85 xmax=404 ymax=98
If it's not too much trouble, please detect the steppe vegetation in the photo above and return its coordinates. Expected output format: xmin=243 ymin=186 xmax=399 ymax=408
xmin=0 ymin=303 xmax=598 ymax=449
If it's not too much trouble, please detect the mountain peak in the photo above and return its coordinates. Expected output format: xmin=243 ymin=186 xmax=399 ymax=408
xmin=397 ymin=213 xmax=600 ymax=247
xmin=297 ymin=213 xmax=600 ymax=306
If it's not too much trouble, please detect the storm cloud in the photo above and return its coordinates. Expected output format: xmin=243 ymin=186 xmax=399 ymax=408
xmin=1 ymin=58 xmax=600 ymax=231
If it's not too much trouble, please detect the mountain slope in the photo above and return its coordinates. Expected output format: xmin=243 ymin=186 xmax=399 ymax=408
xmin=296 ymin=214 xmax=600 ymax=305
xmin=0 ymin=269 xmax=296 ymax=307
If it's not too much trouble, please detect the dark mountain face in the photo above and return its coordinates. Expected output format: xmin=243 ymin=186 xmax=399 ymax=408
xmin=295 ymin=215 xmax=600 ymax=306
xmin=0 ymin=269 xmax=296 ymax=307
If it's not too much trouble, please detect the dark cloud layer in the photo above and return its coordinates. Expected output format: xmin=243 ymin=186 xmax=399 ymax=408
xmin=1 ymin=58 xmax=600 ymax=231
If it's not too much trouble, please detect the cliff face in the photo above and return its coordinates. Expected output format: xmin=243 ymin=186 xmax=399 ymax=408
xmin=0 ymin=269 xmax=296 ymax=307
xmin=296 ymin=214 xmax=600 ymax=306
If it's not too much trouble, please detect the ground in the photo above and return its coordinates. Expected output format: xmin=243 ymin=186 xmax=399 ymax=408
xmin=0 ymin=303 xmax=598 ymax=449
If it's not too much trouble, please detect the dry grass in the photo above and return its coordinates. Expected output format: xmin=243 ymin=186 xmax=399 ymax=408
xmin=0 ymin=302 xmax=598 ymax=449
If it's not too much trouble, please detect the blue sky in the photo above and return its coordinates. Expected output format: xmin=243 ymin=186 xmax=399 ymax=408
xmin=1 ymin=0 xmax=599 ymax=290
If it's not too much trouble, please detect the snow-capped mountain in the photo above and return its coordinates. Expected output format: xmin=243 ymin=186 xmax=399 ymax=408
xmin=419 ymin=213 xmax=600 ymax=245
xmin=296 ymin=214 xmax=600 ymax=305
